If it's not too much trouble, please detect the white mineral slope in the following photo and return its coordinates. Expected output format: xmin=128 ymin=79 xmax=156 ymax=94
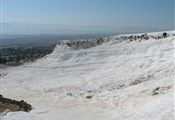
xmin=0 ymin=31 xmax=174 ymax=120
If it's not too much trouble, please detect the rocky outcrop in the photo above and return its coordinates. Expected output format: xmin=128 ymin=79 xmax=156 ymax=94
xmin=57 ymin=37 xmax=105 ymax=50
xmin=0 ymin=95 xmax=32 ymax=113
xmin=115 ymin=32 xmax=170 ymax=42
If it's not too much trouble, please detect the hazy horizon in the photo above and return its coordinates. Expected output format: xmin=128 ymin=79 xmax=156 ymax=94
xmin=2 ymin=22 xmax=171 ymax=35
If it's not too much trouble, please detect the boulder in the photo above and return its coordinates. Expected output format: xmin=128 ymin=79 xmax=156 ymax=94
xmin=0 ymin=95 xmax=32 ymax=113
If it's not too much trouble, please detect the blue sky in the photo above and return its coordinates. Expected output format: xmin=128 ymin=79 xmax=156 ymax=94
xmin=1 ymin=0 xmax=174 ymax=34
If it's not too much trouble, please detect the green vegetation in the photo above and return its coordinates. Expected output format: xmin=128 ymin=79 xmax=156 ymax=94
xmin=0 ymin=45 xmax=55 ymax=66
